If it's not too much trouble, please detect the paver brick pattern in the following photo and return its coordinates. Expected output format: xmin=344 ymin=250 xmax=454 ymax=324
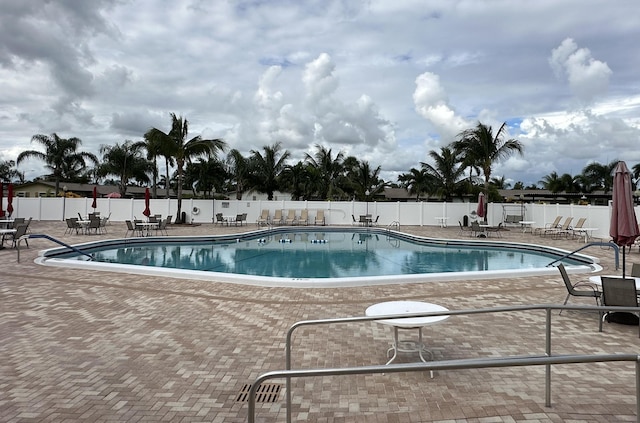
xmin=1 ymin=220 xmax=638 ymax=422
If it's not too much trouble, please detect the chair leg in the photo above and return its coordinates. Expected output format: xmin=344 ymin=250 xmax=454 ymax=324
xmin=559 ymin=293 xmax=571 ymax=315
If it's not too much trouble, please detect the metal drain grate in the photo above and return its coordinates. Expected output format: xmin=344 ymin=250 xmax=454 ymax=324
xmin=236 ymin=383 xmax=282 ymax=403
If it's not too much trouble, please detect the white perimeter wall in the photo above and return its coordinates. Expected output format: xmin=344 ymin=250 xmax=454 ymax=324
xmin=8 ymin=196 xmax=635 ymax=240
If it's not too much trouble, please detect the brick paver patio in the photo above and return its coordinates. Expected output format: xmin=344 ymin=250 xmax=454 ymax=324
xmin=1 ymin=220 xmax=638 ymax=422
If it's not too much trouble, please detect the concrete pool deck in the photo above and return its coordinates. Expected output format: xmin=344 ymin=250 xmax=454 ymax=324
xmin=1 ymin=220 xmax=638 ymax=422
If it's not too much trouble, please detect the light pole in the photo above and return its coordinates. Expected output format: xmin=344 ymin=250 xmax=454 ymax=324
xmin=365 ymin=189 xmax=370 ymax=216
xmin=62 ymin=185 xmax=68 ymax=221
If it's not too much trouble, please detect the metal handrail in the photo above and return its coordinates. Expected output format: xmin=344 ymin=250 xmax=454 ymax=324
xmin=249 ymin=354 xmax=640 ymax=423
xmin=271 ymin=303 xmax=640 ymax=423
xmin=546 ymin=241 xmax=619 ymax=269
xmin=386 ymin=221 xmax=400 ymax=231
xmin=16 ymin=233 xmax=94 ymax=262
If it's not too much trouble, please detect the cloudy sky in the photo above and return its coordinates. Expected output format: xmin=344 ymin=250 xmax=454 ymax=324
xmin=1 ymin=0 xmax=640 ymax=186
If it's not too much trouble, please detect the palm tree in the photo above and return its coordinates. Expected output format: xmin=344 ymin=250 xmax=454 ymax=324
xmin=143 ymin=135 xmax=164 ymax=198
xmin=248 ymin=142 xmax=290 ymax=200
xmin=580 ymin=160 xmax=618 ymax=193
xmin=539 ymin=171 xmax=564 ymax=193
xmin=421 ymin=146 xmax=466 ymax=201
xmin=281 ymin=162 xmax=312 ymax=201
xmin=397 ymin=168 xmax=433 ymax=200
xmin=454 ymin=122 xmax=524 ymax=199
xmin=304 ymin=144 xmax=345 ymax=199
xmin=227 ymin=149 xmax=251 ymax=200
xmin=96 ymin=141 xmax=153 ymax=197
xmin=17 ymin=133 xmax=98 ymax=196
xmin=184 ymin=158 xmax=227 ymax=198
xmin=0 ymin=159 xmax=21 ymax=182
xmin=145 ymin=113 xmax=226 ymax=222
xmin=350 ymin=161 xmax=386 ymax=201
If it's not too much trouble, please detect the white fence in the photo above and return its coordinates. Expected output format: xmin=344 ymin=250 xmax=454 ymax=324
xmin=6 ymin=196 xmax=631 ymax=240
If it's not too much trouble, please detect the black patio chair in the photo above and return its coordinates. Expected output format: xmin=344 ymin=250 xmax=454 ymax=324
xmin=558 ymin=263 xmax=601 ymax=315
xmin=599 ymin=276 xmax=640 ymax=337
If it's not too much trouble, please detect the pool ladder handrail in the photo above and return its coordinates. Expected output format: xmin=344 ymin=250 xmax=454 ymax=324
xmin=546 ymin=241 xmax=619 ymax=269
xmin=386 ymin=221 xmax=400 ymax=231
xmin=16 ymin=233 xmax=94 ymax=263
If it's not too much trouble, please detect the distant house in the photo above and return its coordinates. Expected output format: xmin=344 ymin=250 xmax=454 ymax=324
xmin=14 ymin=181 xmax=169 ymax=199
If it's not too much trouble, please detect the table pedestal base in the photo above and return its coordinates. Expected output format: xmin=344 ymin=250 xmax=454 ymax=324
xmin=386 ymin=326 xmax=435 ymax=378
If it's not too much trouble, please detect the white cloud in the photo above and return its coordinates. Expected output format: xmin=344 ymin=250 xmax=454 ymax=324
xmin=413 ymin=72 xmax=469 ymax=142
xmin=1 ymin=0 xmax=640 ymax=186
xmin=549 ymin=38 xmax=613 ymax=105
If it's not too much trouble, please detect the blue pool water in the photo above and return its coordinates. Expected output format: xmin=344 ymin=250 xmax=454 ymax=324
xmin=47 ymin=229 xmax=591 ymax=282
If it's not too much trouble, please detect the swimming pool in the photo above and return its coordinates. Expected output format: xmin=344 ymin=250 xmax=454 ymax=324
xmin=37 ymin=227 xmax=599 ymax=287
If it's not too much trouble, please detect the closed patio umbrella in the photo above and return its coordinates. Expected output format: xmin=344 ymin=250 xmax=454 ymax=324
xmin=610 ymin=161 xmax=640 ymax=278
xmin=142 ymin=187 xmax=151 ymax=218
xmin=91 ymin=186 xmax=98 ymax=209
xmin=476 ymin=192 xmax=485 ymax=221
xmin=0 ymin=182 xmax=4 ymax=217
xmin=7 ymin=183 xmax=13 ymax=217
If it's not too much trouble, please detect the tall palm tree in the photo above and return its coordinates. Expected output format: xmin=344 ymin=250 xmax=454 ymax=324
xmin=97 ymin=141 xmax=152 ymax=197
xmin=227 ymin=149 xmax=250 ymax=200
xmin=0 ymin=159 xmax=20 ymax=182
xmin=280 ymin=161 xmax=312 ymax=201
xmin=580 ymin=160 xmax=618 ymax=193
xmin=17 ymin=133 xmax=98 ymax=196
xmin=304 ymin=144 xmax=345 ymax=200
xmin=453 ymin=122 xmax=524 ymax=199
xmin=539 ymin=171 xmax=564 ymax=193
xmin=184 ymin=158 xmax=227 ymax=198
xmin=397 ymin=168 xmax=433 ymax=200
xmin=248 ymin=142 xmax=290 ymax=200
xmin=145 ymin=113 xmax=226 ymax=222
xmin=350 ymin=160 xmax=386 ymax=201
xmin=143 ymin=135 xmax=164 ymax=198
xmin=421 ymin=146 xmax=466 ymax=201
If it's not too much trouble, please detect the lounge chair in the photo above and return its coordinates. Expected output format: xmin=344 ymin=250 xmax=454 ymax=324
xmin=298 ymin=209 xmax=309 ymax=226
xmin=631 ymin=263 xmax=640 ymax=278
xmin=599 ymin=277 xmax=640 ymax=337
xmin=351 ymin=215 xmax=357 ymax=226
xmin=271 ymin=210 xmax=283 ymax=225
xmin=257 ymin=209 xmax=269 ymax=226
xmin=285 ymin=210 xmax=297 ymax=225
xmin=558 ymin=263 xmax=601 ymax=314
xmin=314 ymin=210 xmax=326 ymax=226
xmin=533 ymin=216 xmax=562 ymax=235
xmin=570 ymin=217 xmax=587 ymax=239
xmin=543 ymin=217 xmax=573 ymax=238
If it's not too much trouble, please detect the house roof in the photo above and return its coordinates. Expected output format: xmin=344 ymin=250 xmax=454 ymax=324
xmin=15 ymin=181 xmax=172 ymax=198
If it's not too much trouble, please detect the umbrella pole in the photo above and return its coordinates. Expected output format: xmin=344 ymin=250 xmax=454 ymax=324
xmin=622 ymin=247 xmax=627 ymax=278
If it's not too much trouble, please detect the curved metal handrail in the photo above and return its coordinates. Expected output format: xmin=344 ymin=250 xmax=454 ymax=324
xmin=547 ymin=241 xmax=619 ymax=269
xmin=16 ymin=233 xmax=94 ymax=263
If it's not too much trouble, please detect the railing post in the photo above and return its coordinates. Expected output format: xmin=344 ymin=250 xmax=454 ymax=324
xmin=545 ymin=307 xmax=552 ymax=407
xmin=636 ymin=360 xmax=640 ymax=423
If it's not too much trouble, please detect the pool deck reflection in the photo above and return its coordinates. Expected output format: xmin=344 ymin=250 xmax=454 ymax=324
xmin=1 ymin=221 xmax=637 ymax=422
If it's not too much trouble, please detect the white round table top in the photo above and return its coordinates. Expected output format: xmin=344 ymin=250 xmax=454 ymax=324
xmin=588 ymin=275 xmax=640 ymax=290
xmin=365 ymin=300 xmax=449 ymax=327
